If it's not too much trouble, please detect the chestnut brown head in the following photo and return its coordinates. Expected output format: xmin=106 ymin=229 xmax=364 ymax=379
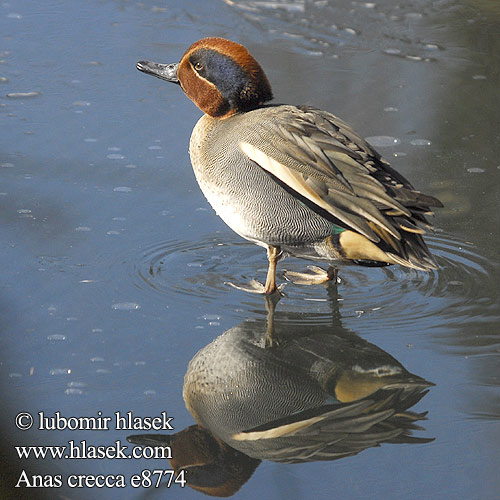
xmin=137 ymin=37 xmax=273 ymax=118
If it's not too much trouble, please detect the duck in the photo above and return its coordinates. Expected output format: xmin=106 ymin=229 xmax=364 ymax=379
xmin=181 ymin=317 xmax=433 ymax=463
xmin=136 ymin=37 xmax=443 ymax=294
xmin=129 ymin=316 xmax=433 ymax=480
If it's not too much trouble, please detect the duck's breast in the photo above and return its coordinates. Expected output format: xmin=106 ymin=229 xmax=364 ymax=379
xmin=188 ymin=108 xmax=331 ymax=246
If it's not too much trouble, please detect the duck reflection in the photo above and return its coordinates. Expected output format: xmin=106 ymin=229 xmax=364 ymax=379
xmin=128 ymin=300 xmax=433 ymax=497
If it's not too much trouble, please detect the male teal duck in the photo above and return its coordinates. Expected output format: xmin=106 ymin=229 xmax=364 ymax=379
xmin=129 ymin=318 xmax=432 ymax=487
xmin=137 ymin=37 xmax=443 ymax=294
xmin=180 ymin=319 xmax=433 ymax=463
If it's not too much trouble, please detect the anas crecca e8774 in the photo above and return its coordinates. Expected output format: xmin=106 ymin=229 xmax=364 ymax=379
xmin=136 ymin=37 xmax=443 ymax=294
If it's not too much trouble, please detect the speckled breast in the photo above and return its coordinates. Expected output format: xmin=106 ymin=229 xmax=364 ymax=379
xmin=188 ymin=107 xmax=332 ymax=248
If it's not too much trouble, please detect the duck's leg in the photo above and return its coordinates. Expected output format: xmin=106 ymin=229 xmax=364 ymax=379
xmin=263 ymin=245 xmax=280 ymax=294
xmin=283 ymin=265 xmax=339 ymax=285
xmin=264 ymin=291 xmax=281 ymax=348
xmin=226 ymin=245 xmax=285 ymax=295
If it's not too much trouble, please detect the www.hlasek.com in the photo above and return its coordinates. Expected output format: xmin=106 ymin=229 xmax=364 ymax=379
xmin=14 ymin=410 xmax=186 ymax=489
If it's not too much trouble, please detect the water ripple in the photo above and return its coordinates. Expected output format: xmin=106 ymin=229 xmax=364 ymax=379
xmin=130 ymin=232 xmax=497 ymax=331
xmin=332 ymin=233 xmax=498 ymax=333
xmin=133 ymin=236 xmax=251 ymax=300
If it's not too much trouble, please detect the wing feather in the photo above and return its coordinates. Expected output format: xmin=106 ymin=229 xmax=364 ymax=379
xmin=240 ymin=141 xmax=402 ymax=240
xmin=238 ymin=105 xmax=441 ymax=254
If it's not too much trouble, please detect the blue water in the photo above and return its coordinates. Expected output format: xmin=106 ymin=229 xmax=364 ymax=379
xmin=1 ymin=1 xmax=499 ymax=499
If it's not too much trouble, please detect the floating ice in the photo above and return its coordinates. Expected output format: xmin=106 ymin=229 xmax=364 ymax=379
xmin=252 ymin=2 xmax=305 ymax=13
xmin=410 ymin=139 xmax=432 ymax=146
xmin=68 ymin=381 xmax=87 ymax=388
xmin=47 ymin=334 xmax=66 ymax=341
xmin=202 ymin=314 xmax=221 ymax=321
xmin=112 ymin=302 xmax=141 ymax=311
xmin=65 ymin=388 xmax=83 ymax=395
xmin=50 ymin=368 xmax=71 ymax=376
xmin=7 ymin=91 xmax=40 ymax=98
xmin=366 ymin=136 xmax=401 ymax=147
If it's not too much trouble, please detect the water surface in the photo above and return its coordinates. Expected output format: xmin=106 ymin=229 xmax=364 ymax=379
xmin=1 ymin=0 xmax=499 ymax=499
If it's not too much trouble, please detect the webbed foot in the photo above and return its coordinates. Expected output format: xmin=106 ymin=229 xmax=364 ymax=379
xmin=225 ymin=245 xmax=284 ymax=295
xmin=283 ymin=265 xmax=339 ymax=285
xmin=225 ymin=279 xmax=285 ymax=295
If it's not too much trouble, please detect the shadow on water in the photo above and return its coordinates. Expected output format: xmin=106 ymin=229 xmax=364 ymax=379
xmin=128 ymin=291 xmax=433 ymax=497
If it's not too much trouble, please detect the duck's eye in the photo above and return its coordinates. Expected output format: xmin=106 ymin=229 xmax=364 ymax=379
xmin=194 ymin=62 xmax=203 ymax=72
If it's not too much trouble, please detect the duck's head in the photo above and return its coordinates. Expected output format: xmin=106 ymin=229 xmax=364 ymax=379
xmin=137 ymin=37 xmax=273 ymax=118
